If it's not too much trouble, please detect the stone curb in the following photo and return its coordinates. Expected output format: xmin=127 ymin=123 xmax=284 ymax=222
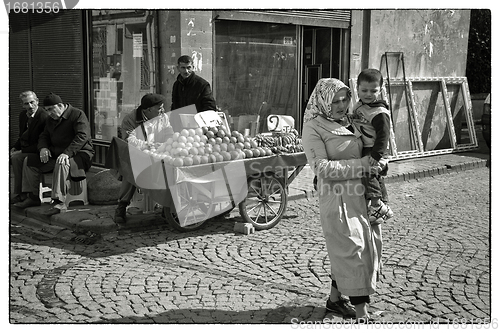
xmin=292 ymin=156 xmax=489 ymax=197
xmin=445 ymin=159 xmax=489 ymax=172
xmin=10 ymin=210 xmax=78 ymax=242
xmin=384 ymin=166 xmax=451 ymax=184
xmin=12 ymin=203 xmax=167 ymax=239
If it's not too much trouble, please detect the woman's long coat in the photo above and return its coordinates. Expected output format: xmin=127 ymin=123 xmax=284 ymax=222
xmin=302 ymin=115 xmax=382 ymax=297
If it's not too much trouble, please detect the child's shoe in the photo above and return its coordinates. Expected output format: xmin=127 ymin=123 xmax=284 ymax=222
xmin=368 ymin=202 xmax=393 ymax=225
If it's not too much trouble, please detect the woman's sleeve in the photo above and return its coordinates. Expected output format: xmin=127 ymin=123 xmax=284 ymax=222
xmin=302 ymin=123 xmax=368 ymax=181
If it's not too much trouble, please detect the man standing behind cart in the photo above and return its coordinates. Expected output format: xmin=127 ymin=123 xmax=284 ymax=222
xmin=170 ymin=55 xmax=217 ymax=130
xmin=114 ymin=93 xmax=171 ymax=225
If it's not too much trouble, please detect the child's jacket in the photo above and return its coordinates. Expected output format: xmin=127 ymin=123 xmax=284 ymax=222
xmin=351 ymin=100 xmax=391 ymax=161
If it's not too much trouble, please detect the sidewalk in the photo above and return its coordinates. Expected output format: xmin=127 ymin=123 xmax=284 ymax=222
xmin=287 ymin=150 xmax=490 ymax=199
xmin=10 ymin=150 xmax=490 ymax=240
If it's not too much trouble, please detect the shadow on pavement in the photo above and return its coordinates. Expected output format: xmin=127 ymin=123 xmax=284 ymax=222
xmin=10 ymin=213 xmax=257 ymax=258
xmin=91 ymin=306 xmax=348 ymax=324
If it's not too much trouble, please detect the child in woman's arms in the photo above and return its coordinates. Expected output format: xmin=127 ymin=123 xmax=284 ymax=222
xmin=351 ymin=68 xmax=394 ymax=225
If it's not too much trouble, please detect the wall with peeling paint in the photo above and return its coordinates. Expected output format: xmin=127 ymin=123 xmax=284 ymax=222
xmin=158 ymin=10 xmax=214 ymax=110
xmin=349 ymin=10 xmax=474 ymax=158
xmin=180 ymin=11 xmax=213 ymax=85
xmin=158 ymin=10 xmax=181 ymax=110
xmin=367 ymin=10 xmax=470 ymax=78
xmin=349 ymin=10 xmax=365 ymax=74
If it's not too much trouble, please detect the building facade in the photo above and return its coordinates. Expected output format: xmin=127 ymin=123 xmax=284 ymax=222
xmin=9 ymin=9 xmax=471 ymax=166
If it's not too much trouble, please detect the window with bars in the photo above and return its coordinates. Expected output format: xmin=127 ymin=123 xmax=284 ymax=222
xmin=92 ymin=26 xmax=107 ymax=79
xmin=140 ymin=45 xmax=151 ymax=90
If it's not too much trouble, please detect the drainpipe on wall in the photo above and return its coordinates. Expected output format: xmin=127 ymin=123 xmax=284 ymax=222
xmin=361 ymin=9 xmax=371 ymax=70
xmin=146 ymin=11 xmax=155 ymax=93
xmin=154 ymin=10 xmax=162 ymax=95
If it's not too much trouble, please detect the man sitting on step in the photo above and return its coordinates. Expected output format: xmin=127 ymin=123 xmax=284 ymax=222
xmin=14 ymin=93 xmax=94 ymax=214
xmin=114 ymin=93 xmax=171 ymax=224
xmin=10 ymin=91 xmax=49 ymax=204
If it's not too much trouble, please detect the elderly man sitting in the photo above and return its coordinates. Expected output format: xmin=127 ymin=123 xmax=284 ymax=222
xmin=14 ymin=93 xmax=94 ymax=213
xmin=10 ymin=91 xmax=49 ymax=204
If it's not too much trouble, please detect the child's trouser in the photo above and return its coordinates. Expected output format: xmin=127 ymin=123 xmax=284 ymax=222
xmin=363 ymin=169 xmax=388 ymax=203
xmin=362 ymin=147 xmax=389 ymax=203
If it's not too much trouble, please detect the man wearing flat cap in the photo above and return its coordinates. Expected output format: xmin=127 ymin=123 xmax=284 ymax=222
xmin=14 ymin=93 xmax=94 ymax=213
xmin=114 ymin=93 xmax=172 ymax=224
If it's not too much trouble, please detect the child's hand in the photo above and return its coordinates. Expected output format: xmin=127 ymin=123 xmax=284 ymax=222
xmin=369 ymin=156 xmax=378 ymax=166
xmin=369 ymin=158 xmax=388 ymax=175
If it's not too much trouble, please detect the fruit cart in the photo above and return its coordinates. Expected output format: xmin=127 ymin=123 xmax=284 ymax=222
xmin=106 ymin=137 xmax=307 ymax=232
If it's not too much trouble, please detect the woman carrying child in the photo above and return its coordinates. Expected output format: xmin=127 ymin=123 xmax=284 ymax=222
xmin=302 ymin=78 xmax=382 ymax=322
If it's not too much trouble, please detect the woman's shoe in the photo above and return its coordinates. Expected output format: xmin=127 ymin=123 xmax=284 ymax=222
xmin=325 ymin=298 xmax=356 ymax=318
xmin=355 ymin=316 xmax=376 ymax=324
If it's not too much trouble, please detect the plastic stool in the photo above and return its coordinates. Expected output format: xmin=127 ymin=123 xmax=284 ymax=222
xmin=39 ymin=173 xmax=88 ymax=206
xmin=39 ymin=174 xmax=52 ymax=203
xmin=128 ymin=189 xmax=156 ymax=213
xmin=66 ymin=178 xmax=88 ymax=206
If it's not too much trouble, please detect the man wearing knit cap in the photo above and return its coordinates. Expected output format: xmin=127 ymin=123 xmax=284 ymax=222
xmin=114 ymin=93 xmax=171 ymax=224
xmin=10 ymin=91 xmax=49 ymax=204
xmin=14 ymin=93 xmax=94 ymax=213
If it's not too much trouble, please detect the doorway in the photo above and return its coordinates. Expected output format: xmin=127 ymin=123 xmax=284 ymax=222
xmin=300 ymin=26 xmax=347 ymax=127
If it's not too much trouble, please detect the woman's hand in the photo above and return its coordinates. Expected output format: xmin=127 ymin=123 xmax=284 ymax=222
xmin=360 ymin=155 xmax=372 ymax=173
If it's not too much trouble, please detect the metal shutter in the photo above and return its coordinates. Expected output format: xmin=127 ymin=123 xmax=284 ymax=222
xmin=9 ymin=10 xmax=86 ymax=146
xmin=214 ymin=10 xmax=351 ymax=29
xmin=30 ymin=10 xmax=85 ymax=111
xmin=9 ymin=13 xmax=32 ymax=146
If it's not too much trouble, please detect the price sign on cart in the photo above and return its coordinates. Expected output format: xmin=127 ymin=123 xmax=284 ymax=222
xmin=195 ymin=111 xmax=230 ymax=130
xmin=267 ymin=115 xmax=295 ymax=133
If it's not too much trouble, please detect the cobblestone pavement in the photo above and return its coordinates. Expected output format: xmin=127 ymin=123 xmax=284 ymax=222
xmin=10 ymin=167 xmax=490 ymax=324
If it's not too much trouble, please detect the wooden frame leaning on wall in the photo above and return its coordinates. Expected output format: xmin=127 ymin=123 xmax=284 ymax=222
xmin=349 ymin=77 xmax=478 ymax=161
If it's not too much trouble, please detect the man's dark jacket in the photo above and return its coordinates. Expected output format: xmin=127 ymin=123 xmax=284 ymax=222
xmin=171 ymin=72 xmax=216 ymax=112
xmin=13 ymin=107 xmax=49 ymax=153
xmin=29 ymin=104 xmax=94 ymax=180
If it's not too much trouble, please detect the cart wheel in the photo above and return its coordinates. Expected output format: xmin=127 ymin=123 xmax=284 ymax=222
xmin=238 ymin=174 xmax=288 ymax=230
xmin=162 ymin=207 xmax=207 ymax=232
xmin=163 ymin=182 xmax=215 ymax=232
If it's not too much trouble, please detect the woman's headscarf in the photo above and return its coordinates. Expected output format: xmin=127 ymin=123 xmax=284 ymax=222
xmin=303 ymin=78 xmax=351 ymax=124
